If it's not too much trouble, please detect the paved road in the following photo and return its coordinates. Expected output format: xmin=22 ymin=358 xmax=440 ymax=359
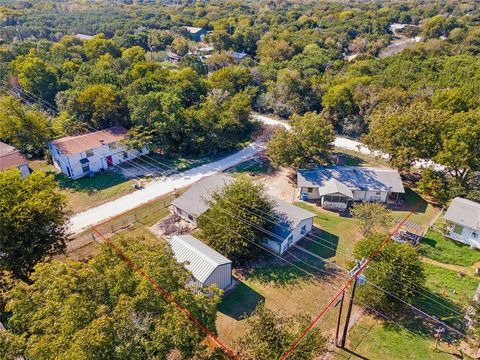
xmin=70 ymin=113 xmax=442 ymax=233
xmin=253 ymin=114 xmax=443 ymax=170
xmin=70 ymin=141 xmax=265 ymax=233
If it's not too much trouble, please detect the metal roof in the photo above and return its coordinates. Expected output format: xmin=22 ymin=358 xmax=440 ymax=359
xmin=297 ymin=166 xmax=405 ymax=194
xmin=444 ymin=197 xmax=480 ymax=231
xmin=169 ymin=235 xmax=231 ymax=284
xmin=171 ymin=174 xmax=315 ymax=242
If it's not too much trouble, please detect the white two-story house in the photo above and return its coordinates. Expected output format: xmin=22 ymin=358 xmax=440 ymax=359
xmin=444 ymin=197 xmax=480 ymax=249
xmin=48 ymin=126 xmax=147 ymax=180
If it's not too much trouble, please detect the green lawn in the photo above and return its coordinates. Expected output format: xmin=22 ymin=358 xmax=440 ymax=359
xmin=421 ymin=229 xmax=480 ymax=267
xmin=336 ymin=315 xmax=461 ymax=360
xmin=392 ymin=188 xmax=440 ymax=226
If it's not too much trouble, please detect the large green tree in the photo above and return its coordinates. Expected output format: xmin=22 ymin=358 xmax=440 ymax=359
xmin=0 ymin=169 xmax=69 ymax=282
xmin=351 ymin=202 xmax=393 ymax=235
xmin=353 ymin=233 xmax=425 ymax=314
xmin=0 ymin=238 xmax=221 ymax=360
xmin=0 ymin=95 xmax=53 ymax=156
xmin=197 ymin=177 xmax=276 ymax=263
xmin=236 ymin=303 xmax=326 ymax=360
xmin=267 ymin=112 xmax=335 ymax=168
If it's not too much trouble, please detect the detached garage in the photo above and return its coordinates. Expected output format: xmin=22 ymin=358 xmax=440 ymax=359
xmin=169 ymin=235 xmax=232 ymax=291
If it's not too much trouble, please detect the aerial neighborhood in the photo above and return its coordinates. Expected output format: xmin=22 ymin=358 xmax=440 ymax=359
xmin=0 ymin=1 xmax=479 ymax=359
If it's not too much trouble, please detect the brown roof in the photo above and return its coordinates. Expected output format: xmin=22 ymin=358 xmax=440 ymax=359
xmin=50 ymin=126 xmax=127 ymax=156
xmin=0 ymin=141 xmax=28 ymax=171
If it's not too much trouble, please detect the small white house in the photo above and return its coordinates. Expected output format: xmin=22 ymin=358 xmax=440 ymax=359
xmin=297 ymin=166 xmax=405 ymax=211
xmin=444 ymin=197 xmax=480 ymax=248
xmin=171 ymin=174 xmax=316 ymax=255
xmin=0 ymin=141 xmax=30 ymax=178
xmin=169 ymin=234 xmax=232 ymax=290
xmin=48 ymin=126 xmax=147 ymax=180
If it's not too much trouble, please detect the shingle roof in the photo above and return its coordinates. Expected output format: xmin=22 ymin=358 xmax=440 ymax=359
xmin=169 ymin=235 xmax=231 ymax=284
xmin=0 ymin=142 xmax=28 ymax=171
xmin=49 ymin=126 xmax=127 ymax=156
xmin=184 ymin=26 xmax=204 ymax=34
xmin=444 ymin=197 xmax=480 ymax=231
xmin=172 ymin=174 xmax=315 ymax=241
xmin=297 ymin=166 xmax=405 ymax=193
xmin=171 ymin=174 xmax=234 ymax=217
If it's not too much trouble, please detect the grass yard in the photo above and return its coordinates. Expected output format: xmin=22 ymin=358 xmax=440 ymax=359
xmin=392 ymin=188 xmax=441 ymax=227
xmin=421 ymin=229 xmax=480 ymax=267
xmin=334 ymin=148 xmax=391 ymax=168
xmin=293 ymin=201 xmax=363 ymax=267
xmin=335 ymin=314 xmax=462 ymax=360
xmin=216 ymin=253 xmax=346 ymax=346
xmin=225 ymin=157 xmax=271 ymax=179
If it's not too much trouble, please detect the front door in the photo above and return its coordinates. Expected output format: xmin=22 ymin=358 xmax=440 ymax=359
xmin=106 ymin=155 xmax=113 ymax=168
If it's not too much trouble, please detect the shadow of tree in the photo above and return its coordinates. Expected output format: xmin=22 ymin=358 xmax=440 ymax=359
xmin=51 ymin=170 xmax=128 ymax=193
xmin=218 ymin=280 xmax=265 ymax=320
xmin=297 ymin=227 xmax=340 ymax=260
xmin=393 ymin=188 xmax=428 ymax=214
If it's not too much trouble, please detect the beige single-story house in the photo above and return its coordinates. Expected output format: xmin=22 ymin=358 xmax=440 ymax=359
xmin=444 ymin=197 xmax=480 ymax=249
xmin=171 ymin=174 xmax=316 ymax=255
xmin=0 ymin=141 xmax=30 ymax=178
xmin=297 ymin=166 xmax=405 ymax=211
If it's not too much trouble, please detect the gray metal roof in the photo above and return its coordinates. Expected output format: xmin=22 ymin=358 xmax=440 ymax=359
xmin=297 ymin=166 xmax=405 ymax=194
xmin=319 ymin=179 xmax=354 ymax=198
xmin=172 ymin=174 xmax=315 ymax=241
xmin=171 ymin=174 xmax=234 ymax=217
xmin=444 ymin=197 xmax=480 ymax=231
xmin=169 ymin=235 xmax=231 ymax=284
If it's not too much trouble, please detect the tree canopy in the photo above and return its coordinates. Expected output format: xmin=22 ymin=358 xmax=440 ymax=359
xmin=0 ymin=237 xmax=221 ymax=360
xmin=0 ymin=169 xmax=69 ymax=282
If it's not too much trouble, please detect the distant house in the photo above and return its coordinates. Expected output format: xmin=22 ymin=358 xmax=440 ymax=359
xmin=183 ymin=26 xmax=207 ymax=42
xmin=165 ymin=50 xmax=182 ymax=64
xmin=231 ymin=51 xmax=248 ymax=62
xmin=169 ymin=234 xmax=232 ymax=290
xmin=0 ymin=141 xmax=30 ymax=178
xmin=297 ymin=166 xmax=405 ymax=211
xmin=171 ymin=174 xmax=316 ymax=255
xmin=75 ymin=33 xmax=94 ymax=41
xmin=444 ymin=197 xmax=480 ymax=248
xmin=48 ymin=126 xmax=147 ymax=180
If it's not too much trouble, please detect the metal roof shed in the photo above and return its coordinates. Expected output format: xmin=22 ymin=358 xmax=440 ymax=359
xmin=169 ymin=235 xmax=232 ymax=290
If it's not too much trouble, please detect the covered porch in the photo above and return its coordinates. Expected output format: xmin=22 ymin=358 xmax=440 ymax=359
xmin=319 ymin=179 xmax=354 ymax=211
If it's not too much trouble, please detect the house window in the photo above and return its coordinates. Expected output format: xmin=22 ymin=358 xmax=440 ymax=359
xmin=307 ymin=187 xmax=313 ymax=193
xmin=375 ymin=191 xmax=381 ymax=196
xmin=301 ymin=225 xmax=307 ymax=235
xmin=81 ymin=163 xmax=90 ymax=173
xmin=108 ymin=142 xmax=117 ymax=150
xmin=453 ymin=225 xmax=463 ymax=235
xmin=123 ymin=151 xmax=129 ymax=159
xmin=85 ymin=149 xmax=94 ymax=157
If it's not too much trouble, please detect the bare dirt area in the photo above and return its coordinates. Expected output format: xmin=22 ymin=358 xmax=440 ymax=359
xmin=149 ymin=214 xmax=196 ymax=239
xmin=259 ymin=167 xmax=297 ymax=203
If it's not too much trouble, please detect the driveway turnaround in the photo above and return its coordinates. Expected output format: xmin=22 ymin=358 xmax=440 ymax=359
xmin=70 ymin=142 xmax=265 ymax=234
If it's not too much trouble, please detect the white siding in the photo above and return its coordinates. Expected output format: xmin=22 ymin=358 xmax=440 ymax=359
xmin=352 ymin=190 xmax=388 ymax=202
xmin=49 ymin=142 xmax=148 ymax=179
xmin=203 ymin=263 xmax=232 ymax=290
xmin=447 ymin=224 xmax=480 ymax=248
xmin=278 ymin=218 xmax=313 ymax=255
xmin=300 ymin=187 xmax=321 ymax=200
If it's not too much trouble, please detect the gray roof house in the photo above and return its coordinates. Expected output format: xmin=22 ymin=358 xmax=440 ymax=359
xmin=169 ymin=234 xmax=232 ymax=290
xmin=444 ymin=197 xmax=480 ymax=248
xmin=171 ymin=174 xmax=316 ymax=255
xmin=297 ymin=166 xmax=405 ymax=211
xmin=183 ymin=26 xmax=207 ymax=41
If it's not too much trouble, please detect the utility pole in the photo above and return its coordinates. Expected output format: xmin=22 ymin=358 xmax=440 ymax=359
xmin=334 ymin=291 xmax=345 ymax=346
xmin=339 ymin=259 xmax=367 ymax=349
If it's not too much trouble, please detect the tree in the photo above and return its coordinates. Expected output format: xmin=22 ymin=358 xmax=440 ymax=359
xmin=267 ymin=112 xmax=334 ymax=168
xmin=62 ymin=84 xmax=130 ymax=129
xmin=179 ymin=54 xmax=208 ymax=75
xmin=82 ymin=34 xmax=121 ymax=59
xmin=0 ymin=237 xmax=221 ymax=359
xmin=0 ymin=169 xmax=69 ymax=282
xmin=236 ymin=303 xmax=326 ymax=360
xmin=209 ymin=66 xmax=253 ymax=95
xmin=148 ymin=30 xmax=174 ymax=51
xmin=257 ymin=33 xmax=294 ymax=64
xmin=351 ymin=202 xmax=393 ymax=235
xmin=121 ymin=45 xmax=146 ymax=65
xmin=12 ymin=52 xmax=58 ymax=103
xmin=0 ymin=96 xmax=53 ymax=156
xmin=353 ymin=233 xmax=425 ymax=314
xmin=197 ymin=177 xmax=276 ymax=263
